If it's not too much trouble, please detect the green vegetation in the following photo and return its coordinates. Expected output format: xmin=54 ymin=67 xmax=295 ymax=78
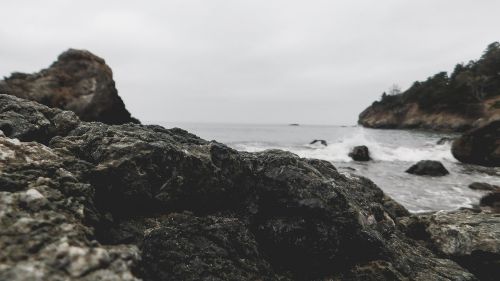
xmin=374 ymin=42 xmax=500 ymax=117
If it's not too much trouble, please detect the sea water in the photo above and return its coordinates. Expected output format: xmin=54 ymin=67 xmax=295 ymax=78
xmin=161 ymin=123 xmax=500 ymax=213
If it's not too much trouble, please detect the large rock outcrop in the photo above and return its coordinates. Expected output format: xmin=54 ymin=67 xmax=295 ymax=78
xmin=0 ymin=49 xmax=139 ymax=125
xmin=0 ymin=94 xmax=479 ymax=280
xmin=358 ymin=42 xmax=500 ymax=132
xmin=451 ymin=120 xmax=500 ymax=167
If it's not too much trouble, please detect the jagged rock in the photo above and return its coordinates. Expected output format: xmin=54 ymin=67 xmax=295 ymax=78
xmin=0 ymin=133 xmax=140 ymax=280
xmin=0 ymin=94 xmax=80 ymax=143
xmin=469 ymin=182 xmax=500 ymax=191
xmin=0 ymin=49 xmax=139 ymax=125
xmin=452 ymin=120 xmax=500 ymax=167
xmin=399 ymin=210 xmax=500 ymax=281
xmin=406 ymin=160 xmax=449 ymax=176
xmin=0 ymin=94 xmax=478 ymax=280
xmin=349 ymin=145 xmax=371 ymax=161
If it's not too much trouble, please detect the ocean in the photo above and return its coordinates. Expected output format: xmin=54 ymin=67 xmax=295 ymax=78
xmin=161 ymin=123 xmax=500 ymax=213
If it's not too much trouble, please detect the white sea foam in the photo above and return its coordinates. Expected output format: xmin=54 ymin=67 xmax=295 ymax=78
xmin=233 ymin=129 xmax=456 ymax=163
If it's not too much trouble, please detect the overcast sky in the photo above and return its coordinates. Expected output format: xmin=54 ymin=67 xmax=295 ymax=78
xmin=1 ymin=0 xmax=499 ymax=125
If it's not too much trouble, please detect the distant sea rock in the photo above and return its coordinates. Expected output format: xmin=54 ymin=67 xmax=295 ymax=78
xmin=452 ymin=120 xmax=500 ymax=167
xmin=348 ymin=145 xmax=371 ymax=161
xmin=0 ymin=49 xmax=139 ymax=125
xmin=358 ymin=42 xmax=500 ymax=132
xmin=405 ymin=160 xmax=449 ymax=176
xmin=469 ymin=182 xmax=500 ymax=191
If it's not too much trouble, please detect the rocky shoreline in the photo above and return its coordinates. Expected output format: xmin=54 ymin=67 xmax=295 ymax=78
xmin=358 ymin=42 xmax=500 ymax=132
xmin=1 ymin=50 xmax=499 ymax=280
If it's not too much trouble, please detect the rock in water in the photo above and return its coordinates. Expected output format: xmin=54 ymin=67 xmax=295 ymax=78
xmin=469 ymin=182 xmax=500 ymax=191
xmin=349 ymin=145 xmax=371 ymax=161
xmin=310 ymin=139 xmax=328 ymax=146
xmin=406 ymin=160 xmax=449 ymax=176
xmin=452 ymin=120 xmax=500 ymax=167
xmin=480 ymin=191 xmax=500 ymax=212
xmin=0 ymin=94 xmax=479 ymax=280
xmin=0 ymin=49 xmax=139 ymax=125
xmin=437 ymin=137 xmax=455 ymax=145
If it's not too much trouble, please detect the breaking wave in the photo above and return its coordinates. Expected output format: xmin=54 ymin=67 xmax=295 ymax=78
xmin=231 ymin=129 xmax=456 ymax=163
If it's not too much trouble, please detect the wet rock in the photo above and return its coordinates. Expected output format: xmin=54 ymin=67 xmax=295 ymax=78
xmin=469 ymin=182 xmax=500 ymax=191
xmin=399 ymin=210 xmax=500 ymax=281
xmin=0 ymin=49 xmax=138 ymax=125
xmin=0 ymin=94 xmax=478 ymax=280
xmin=437 ymin=137 xmax=455 ymax=145
xmin=452 ymin=120 xmax=500 ymax=167
xmin=349 ymin=145 xmax=371 ymax=161
xmin=0 ymin=94 xmax=80 ymax=143
xmin=310 ymin=139 xmax=328 ymax=146
xmin=405 ymin=160 xmax=449 ymax=176
xmin=480 ymin=191 xmax=500 ymax=212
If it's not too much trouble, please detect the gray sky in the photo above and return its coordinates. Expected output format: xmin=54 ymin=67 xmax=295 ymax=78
xmin=1 ymin=0 xmax=499 ymax=125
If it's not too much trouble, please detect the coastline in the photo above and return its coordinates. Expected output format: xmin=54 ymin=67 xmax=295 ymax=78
xmin=0 ymin=49 xmax=498 ymax=281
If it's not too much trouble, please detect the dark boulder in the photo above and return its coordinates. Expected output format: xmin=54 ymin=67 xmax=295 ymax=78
xmin=452 ymin=120 xmax=500 ymax=167
xmin=406 ymin=160 xmax=449 ymax=176
xmin=310 ymin=139 xmax=328 ymax=146
xmin=480 ymin=191 xmax=500 ymax=212
xmin=0 ymin=49 xmax=139 ymax=125
xmin=0 ymin=94 xmax=479 ymax=280
xmin=349 ymin=145 xmax=371 ymax=161
xmin=469 ymin=182 xmax=500 ymax=191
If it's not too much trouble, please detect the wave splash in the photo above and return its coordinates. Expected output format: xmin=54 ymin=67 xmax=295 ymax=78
xmin=232 ymin=129 xmax=456 ymax=163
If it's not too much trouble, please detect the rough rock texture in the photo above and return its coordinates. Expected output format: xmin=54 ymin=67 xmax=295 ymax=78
xmin=140 ymin=213 xmax=278 ymax=281
xmin=0 ymin=130 xmax=140 ymax=280
xmin=0 ymin=49 xmax=139 ymax=125
xmin=399 ymin=210 xmax=500 ymax=281
xmin=452 ymin=120 xmax=500 ymax=167
xmin=0 ymin=94 xmax=479 ymax=280
xmin=349 ymin=145 xmax=371 ymax=161
xmin=405 ymin=160 xmax=450 ymax=176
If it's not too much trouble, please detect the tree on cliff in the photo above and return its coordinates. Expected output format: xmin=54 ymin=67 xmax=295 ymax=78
xmin=373 ymin=42 xmax=500 ymax=117
xmin=388 ymin=84 xmax=402 ymax=95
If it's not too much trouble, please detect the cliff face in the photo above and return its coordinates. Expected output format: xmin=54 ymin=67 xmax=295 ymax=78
xmin=0 ymin=49 xmax=139 ymax=125
xmin=359 ymin=42 xmax=500 ymax=132
xmin=359 ymin=96 xmax=500 ymax=132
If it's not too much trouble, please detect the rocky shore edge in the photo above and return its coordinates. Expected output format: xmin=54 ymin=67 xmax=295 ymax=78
xmin=0 ymin=50 xmax=499 ymax=281
xmin=358 ymin=42 xmax=500 ymax=132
